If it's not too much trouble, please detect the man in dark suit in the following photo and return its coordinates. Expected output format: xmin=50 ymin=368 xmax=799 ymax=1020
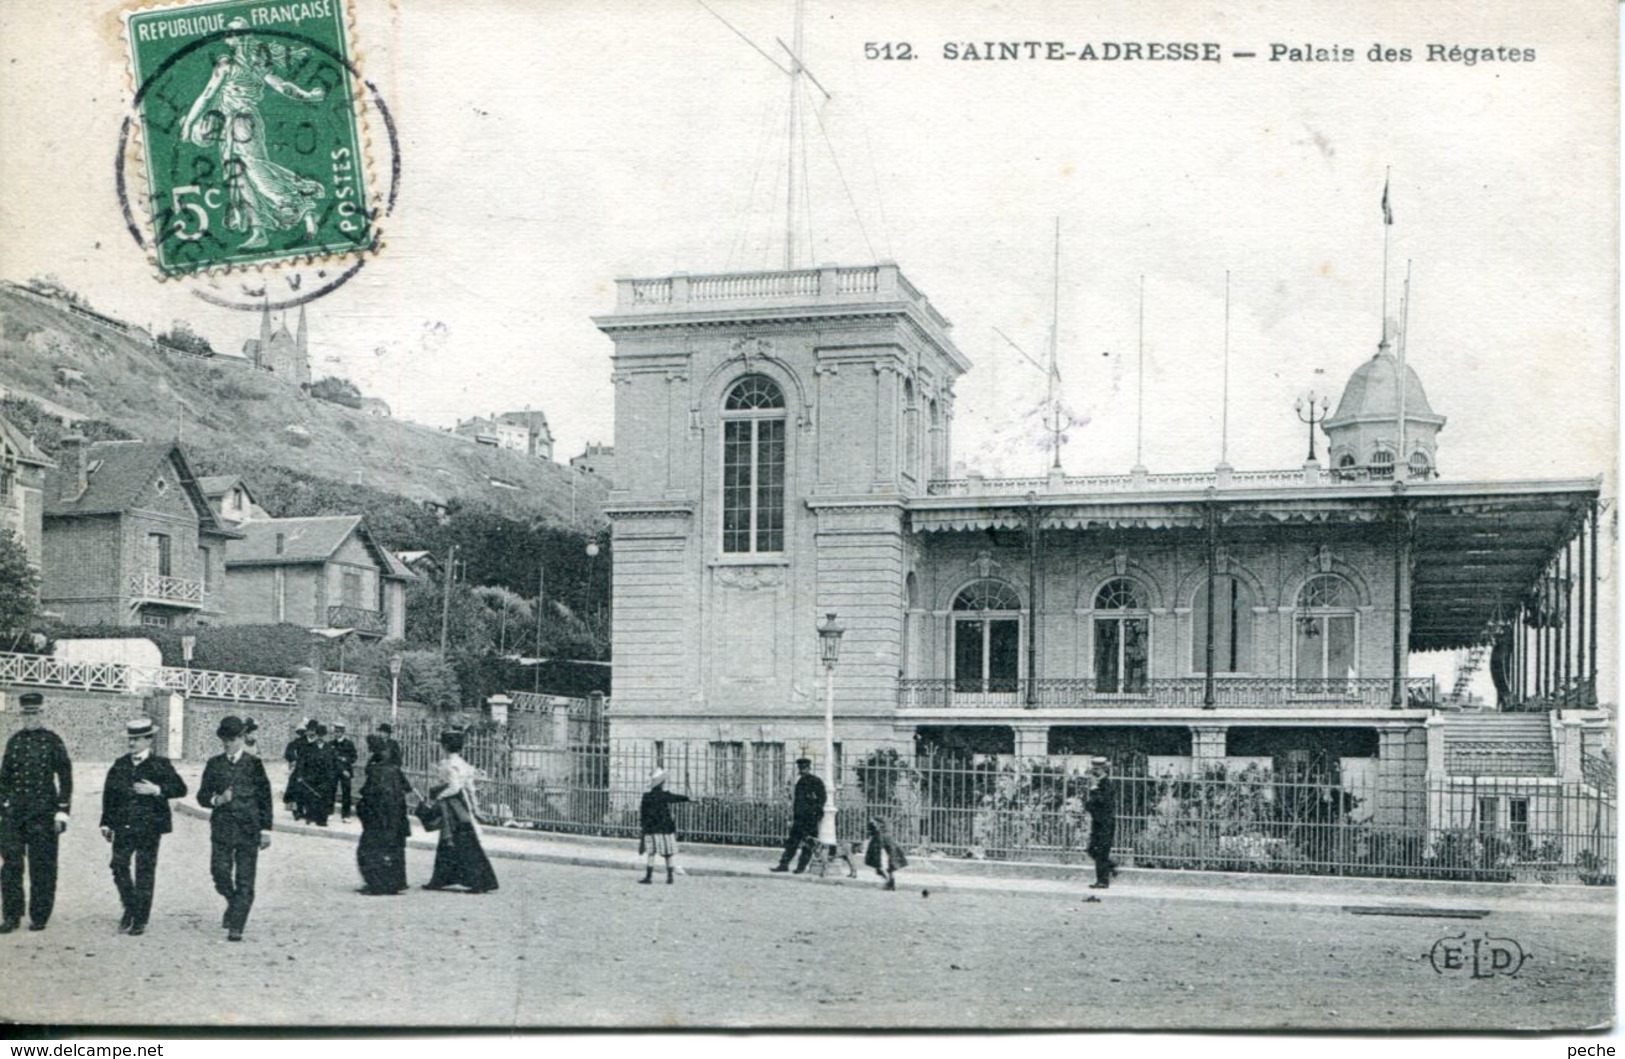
xmin=770 ymin=757 xmax=826 ymax=874
xmin=1085 ymin=756 xmax=1119 ymax=890
xmin=376 ymin=722 xmax=403 ymax=767
xmin=282 ymin=722 xmax=308 ymax=820
xmin=0 ymin=692 xmax=73 ymax=933
xmin=330 ymin=722 xmax=358 ymax=822
xmin=300 ymin=723 xmax=336 ymax=826
xmin=99 ymin=718 xmax=187 ymax=935
xmin=197 ymin=716 xmax=273 ymax=942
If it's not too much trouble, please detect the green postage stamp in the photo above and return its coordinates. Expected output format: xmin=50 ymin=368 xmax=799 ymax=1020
xmin=123 ymin=0 xmax=375 ymax=276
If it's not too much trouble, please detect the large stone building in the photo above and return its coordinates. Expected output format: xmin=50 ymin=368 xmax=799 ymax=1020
xmin=242 ymin=303 xmax=311 ymax=385
xmin=593 ymin=263 xmax=1606 ymax=807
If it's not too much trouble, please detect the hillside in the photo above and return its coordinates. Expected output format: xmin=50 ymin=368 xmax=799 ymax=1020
xmin=0 ymin=282 xmax=606 ymax=526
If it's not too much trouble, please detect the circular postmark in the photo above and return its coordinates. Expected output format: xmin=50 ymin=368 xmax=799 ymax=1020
xmin=118 ymin=14 xmax=400 ymax=312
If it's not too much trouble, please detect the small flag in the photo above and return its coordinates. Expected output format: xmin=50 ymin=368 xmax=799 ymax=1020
xmin=1381 ymin=178 xmax=1393 ymax=226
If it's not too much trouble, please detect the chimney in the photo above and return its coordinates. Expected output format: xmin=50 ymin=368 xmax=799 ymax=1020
xmin=59 ymin=434 xmax=87 ymax=501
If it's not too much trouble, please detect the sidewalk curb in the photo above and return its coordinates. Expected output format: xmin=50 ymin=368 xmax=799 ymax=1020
xmin=171 ymin=801 xmax=1613 ymax=916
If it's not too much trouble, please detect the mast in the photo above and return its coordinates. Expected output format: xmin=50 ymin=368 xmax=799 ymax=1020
xmin=1220 ymin=271 xmax=1231 ymax=466
xmin=1396 ymin=260 xmax=1412 ymax=478
xmin=1048 ymin=219 xmax=1062 ymax=470
xmin=1134 ymin=274 xmax=1145 ymax=470
xmin=783 ymin=0 xmax=806 ymax=270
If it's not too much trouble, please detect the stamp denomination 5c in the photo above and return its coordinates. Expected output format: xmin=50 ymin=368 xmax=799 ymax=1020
xmin=123 ymin=0 xmax=375 ymax=277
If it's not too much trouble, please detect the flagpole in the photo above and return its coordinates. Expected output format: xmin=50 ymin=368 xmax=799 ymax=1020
xmin=1049 ymin=218 xmax=1062 ymax=471
xmin=1135 ymin=274 xmax=1146 ymax=471
xmin=1220 ymin=270 xmax=1231 ymax=467
xmin=1381 ymin=166 xmax=1392 ymax=348
xmin=1397 ymin=259 xmax=1413 ymax=479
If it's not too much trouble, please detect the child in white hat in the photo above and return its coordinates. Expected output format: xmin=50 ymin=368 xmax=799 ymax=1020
xmin=637 ymin=770 xmax=690 ymax=885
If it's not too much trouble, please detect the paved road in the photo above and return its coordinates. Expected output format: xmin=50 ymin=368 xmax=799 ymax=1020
xmin=0 ymin=772 xmax=1612 ymax=1030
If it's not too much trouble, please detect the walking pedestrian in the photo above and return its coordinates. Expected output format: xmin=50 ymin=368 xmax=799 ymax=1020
xmin=864 ymin=817 xmax=908 ymax=891
xmin=282 ymin=722 xmax=308 ymax=820
xmin=300 ymin=723 xmax=336 ymax=827
xmin=1084 ymin=757 xmax=1119 ymax=890
xmin=331 ymin=722 xmax=358 ymax=822
xmin=242 ymin=717 xmax=260 ymax=754
xmin=770 ymin=757 xmax=825 ymax=874
xmin=0 ymin=692 xmax=73 ymax=933
xmin=99 ymin=718 xmax=187 ymax=935
xmin=422 ymin=729 xmax=498 ymax=894
xmin=637 ymin=769 xmax=689 ymax=885
xmin=197 ymin=715 xmax=273 ymax=941
xmin=355 ymin=733 xmax=410 ymax=895
xmin=376 ymin=722 xmax=403 ymax=767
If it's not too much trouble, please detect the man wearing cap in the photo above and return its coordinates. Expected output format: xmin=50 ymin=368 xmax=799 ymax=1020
xmin=330 ymin=722 xmax=358 ymax=822
xmin=99 ymin=718 xmax=187 ymax=935
xmin=198 ymin=716 xmax=273 ymax=941
xmin=770 ymin=757 xmax=826 ymax=874
xmin=0 ymin=692 xmax=73 ymax=933
xmin=1084 ymin=757 xmax=1119 ymax=890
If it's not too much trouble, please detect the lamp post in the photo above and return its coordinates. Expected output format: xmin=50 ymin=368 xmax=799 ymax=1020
xmin=180 ymin=634 xmax=195 ymax=698
xmin=1294 ymin=391 xmax=1330 ymax=463
xmin=816 ymin=612 xmax=845 ymax=847
xmin=388 ymin=653 xmax=402 ymax=727
xmin=585 ymin=539 xmax=602 ymax=640
xmin=487 ymin=692 xmax=512 ymax=727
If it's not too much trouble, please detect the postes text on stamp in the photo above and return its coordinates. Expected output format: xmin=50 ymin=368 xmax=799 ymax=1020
xmin=124 ymin=0 xmax=374 ymax=277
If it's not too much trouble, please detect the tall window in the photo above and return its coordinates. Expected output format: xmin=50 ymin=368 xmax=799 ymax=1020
xmin=1094 ymin=578 xmax=1149 ymax=693
xmin=1295 ymin=574 xmax=1358 ymax=684
xmin=147 ymin=533 xmax=172 ymax=577
xmin=721 ymin=375 xmax=786 ymax=554
xmin=903 ymin=378 xmax=919 ymax=481
xmin=952 ymin=579 xmax=1021 ymax=694
xmin=0 ymin=467 xmax=12 ymax=503
xmin=709 ymin=741 xmax=745 ymax=795
xmin=751 ymin=742 xmax=785 ymax=798
xmin=197 ymin=546 xmax=211 ymax=592
xmin=342 ymin=570 xmax=362 ymax=609
xmin=1192 ymin=575 xmax=1253 ymax=672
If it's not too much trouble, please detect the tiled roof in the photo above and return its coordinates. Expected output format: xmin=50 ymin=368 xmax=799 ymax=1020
xmin=0 ymin=415 xmax=53 ymax=468
xmin=227 ymin=515 xmax=363 ymax=564
xmin=43 ymin=440 xmax=219 ymax=527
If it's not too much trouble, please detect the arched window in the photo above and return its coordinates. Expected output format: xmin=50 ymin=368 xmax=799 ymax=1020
xmin=1093 ymin=577 xmax=1149 ymax=694
xmin=721 ymin=375 xmax=786 ymax=554
xmin=1369 ymin=449 xmax=1395 ymax=481
xmin=1192 ymin=574 xmax=1253 ymax=673
xmin=1408 ymin=451 xmax=1431 ymax=478
xmin=952 ymin=579 xmax=1021 ymax=694
xmin=1295 ymin=574 xmax=1358 ymax=685
xmin=928 ymin=399 xmax=941 ymax=479
xmin=903 ymin=378 xmax=919 ymax=481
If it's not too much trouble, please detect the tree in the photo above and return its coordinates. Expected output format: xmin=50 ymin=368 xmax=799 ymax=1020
xmin=157 ymin=320 xmax=216 ymax=357
xmin=306 ymin=376 xmax=363 ymax=409
xmin=0 ymin=531 xmax=42 ymax=647
xmin=27 ymin=274 xmax=89 ymax=309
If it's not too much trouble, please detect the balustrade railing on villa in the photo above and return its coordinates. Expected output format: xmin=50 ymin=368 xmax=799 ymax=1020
xmin=897 ymin=676 xmax=1437 ymax=710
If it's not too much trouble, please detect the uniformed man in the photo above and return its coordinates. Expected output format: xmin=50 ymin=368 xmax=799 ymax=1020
xmin=770 ymin=757 xmax=826 ymax=874
xmin=1085 ymin=757 xmax=1119 ymax=890
xmin=283 ymin=721 xmax=309 ymax=819
xmin=0 ymin=692 xmax=73 ymax=933
xmin=330 ymin=722 xmax=358 ymax=821
xmin=99 ymin=718 xmax=187 ymax=935
xmin=197 ymin=716 xmax=273 ymax=942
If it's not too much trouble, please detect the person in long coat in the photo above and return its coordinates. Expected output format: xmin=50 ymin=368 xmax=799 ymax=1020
xmin=864 ymin=817 xmax=909 ymax=891
xmin=1084 ymin=757 xmax=1118 ymax=890
xmin=330 ymin=723 xmax=358 ymax=822
xmin=771 ymin=757 xmax=826 ymax=874
xmin=422 ymin=730 xmax=498 ymax=894
xmin=0 ymin=692 xmax=73 ymax=932
xmin=299 ymin=725 xmax=336 ymax=827
xmin=196 ymin=715 xmax=273 ymax=941
xmin=282 ymin=723 xmax=308 ymax=820
xmin=637 ymin=770 xmax=689 ymax=885
xmin=355 ymin=734 xmax=410 ymax=895
xmin=99 ymin=718 xmax=187 ymax=935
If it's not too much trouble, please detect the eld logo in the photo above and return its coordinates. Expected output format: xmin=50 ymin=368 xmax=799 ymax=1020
xmin=1428 ymin=933 xmax=1528 ymax=978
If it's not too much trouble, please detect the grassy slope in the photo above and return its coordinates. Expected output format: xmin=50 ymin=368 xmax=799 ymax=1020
xmin=0 ymin=283 xmax=605 ymax=525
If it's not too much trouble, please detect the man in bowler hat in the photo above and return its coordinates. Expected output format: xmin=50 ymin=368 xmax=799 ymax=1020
xmin=197 ymin=716 xmax=273 ymax=941
xmin=99 ymin=718 xmax=187 ymax=935
xmin=0 ymin=692 xmax=73 ymax=932
xmin=330 ymin=722 xmax=358 ymax=821
xmin=770 ymin=757 xmax=826 ymax=874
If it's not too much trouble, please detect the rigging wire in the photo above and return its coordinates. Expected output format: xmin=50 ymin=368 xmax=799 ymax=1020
xmin=807 ymin=86 xmax=876 ymax=262
xmin=693 ymin=0 xmax=790 ymax=75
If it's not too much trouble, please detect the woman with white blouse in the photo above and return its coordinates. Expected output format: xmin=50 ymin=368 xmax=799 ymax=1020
xmin=421 ymin=729 xmax=499 ymax=894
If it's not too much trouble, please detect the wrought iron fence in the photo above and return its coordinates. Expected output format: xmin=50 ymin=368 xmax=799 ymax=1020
xmin=898 ymin=676 xmax=1437 ymax=710
xmin=389 ymin=732 xmax=1615 ymax=884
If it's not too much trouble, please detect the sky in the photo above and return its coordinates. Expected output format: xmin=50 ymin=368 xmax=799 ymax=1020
xmin=0 ymin=0 xmax=1615 ymax=487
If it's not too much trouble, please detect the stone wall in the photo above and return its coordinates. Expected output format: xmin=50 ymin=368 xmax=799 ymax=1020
xmin=0 ymin=687 xmax=179 ymax=760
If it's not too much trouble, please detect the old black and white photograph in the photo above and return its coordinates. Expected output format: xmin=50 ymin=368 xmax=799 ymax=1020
xmin=0 ymin=0 xmax=1616 ymax=1045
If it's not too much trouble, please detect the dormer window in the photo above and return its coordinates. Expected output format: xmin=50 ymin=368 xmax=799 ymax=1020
xmin=275 ymin=533 xmax=286 ymax=555
xmin=1369 ymin=450 xmax=1395 ymax=480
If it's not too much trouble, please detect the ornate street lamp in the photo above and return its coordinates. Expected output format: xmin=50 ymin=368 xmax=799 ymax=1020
xmin=388 ymin=653 xmax=403 ymax=727
xmin=816 ymin=612 xmax=845 ymax=846
xmin=1295 ymin=391 xmax=1330 ymax=464
xmin=487 ymin=692 xmax=513 ymax=727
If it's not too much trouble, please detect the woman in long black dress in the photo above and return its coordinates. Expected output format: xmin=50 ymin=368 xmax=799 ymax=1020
xmin=355 ymin=734 xmax=410 ymax=895
xmin=422 ymin=729 xmax=499 ymax=894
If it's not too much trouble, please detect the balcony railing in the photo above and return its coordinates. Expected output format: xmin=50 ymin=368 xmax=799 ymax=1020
xmin=898 ymin=676 xmax=1438 ymax=710
xmin=0 ymin=652 xmax=298 ymax=704
xmin=128 ymin=572 xmax=204 ymax=606
xmin=927 ymin=467 xmax=1330 ymax=497
xmin=326 ymin=605 xmax=387 ymax=636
